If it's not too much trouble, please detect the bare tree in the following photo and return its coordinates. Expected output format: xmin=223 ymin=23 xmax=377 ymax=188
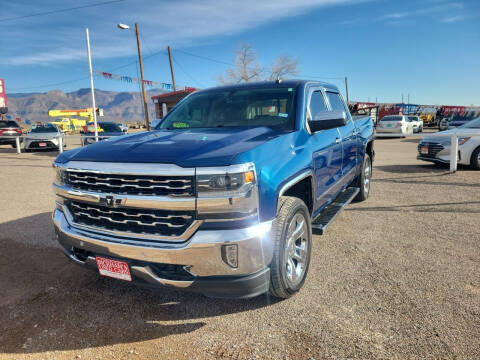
xmin=267 ymin=55 xmax=300 ymax=81
xmin=218 ymin=44 xmax=300 ymax=84
xmin=218 ymin=44 xmax=263 ymax=84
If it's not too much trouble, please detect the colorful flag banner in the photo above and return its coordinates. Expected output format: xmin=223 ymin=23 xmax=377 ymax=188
xmin=94 ymin=70 xmax=181 ymax=90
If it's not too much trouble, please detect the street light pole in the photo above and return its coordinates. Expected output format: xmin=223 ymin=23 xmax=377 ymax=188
xmin=134 ymin=23 xmax=150 ymax=131
xmin=85 ymin=28 xmax=99 ymax=142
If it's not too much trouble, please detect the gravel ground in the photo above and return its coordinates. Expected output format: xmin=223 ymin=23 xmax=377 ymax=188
xmin=0 ymin=134 xmax=479 ymax=359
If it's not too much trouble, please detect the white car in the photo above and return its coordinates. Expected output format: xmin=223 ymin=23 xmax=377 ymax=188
xmin=417 ymin=117 xmax=480 ymax=169
xmin=119 ymin=123 xmax=128 ymax=133
xmin=407 ymin=116 xmax=424 ymax=133
xmin=24 ymin=123 xmax=65 ymax=151
xmin=376 ymin=115 xmax=414 ymax=138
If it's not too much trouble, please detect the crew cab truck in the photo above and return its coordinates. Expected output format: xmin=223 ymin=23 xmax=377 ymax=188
xmin=52 ymin=80 xmax=374 ymax=299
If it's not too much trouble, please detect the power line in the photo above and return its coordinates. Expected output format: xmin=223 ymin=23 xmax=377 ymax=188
xmin=0 ymin=0 xmax=127 ymax=23
xmin=175 ymin=49 xmax=234 ymax=67
xmin=8 ymin=45 xmax=344 ymax=91
xmin=176 ymin=49 xmax=344 ymax=82
xmin=171 ymin=56 xmax=205 ymax=88
xmin=7 ymin=76 xmax=90 ymax=91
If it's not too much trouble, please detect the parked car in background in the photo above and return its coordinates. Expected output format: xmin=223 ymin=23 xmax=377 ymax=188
xmin=52 ymin=80 xmax=375 ymax=299
xmin=0 ymin=120 xmax=23 ymax=148
xmin=376 ymin=115 xmax=414 ymax=137
xmin=81 ymin=121 xmax=126 ymax=146
xmin=407 ymin=116 xmax=423 ymax=133
xmin=418 ymin=117 xmax=480 ymax=169
xmin=24 ymin=123 xmax=65 ymax=151
xmin=119 ymin=123 xmax=128 ymax=133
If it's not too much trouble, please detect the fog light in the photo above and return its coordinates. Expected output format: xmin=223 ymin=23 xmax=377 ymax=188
xmin=221 ymin=244 xmax=238 ymax=268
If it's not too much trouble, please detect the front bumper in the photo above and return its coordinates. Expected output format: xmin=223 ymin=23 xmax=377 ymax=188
xmin=53 ymin=207 xmax=273 ymax=298
xmin=25 ymin=138 xmax=60 ymax=150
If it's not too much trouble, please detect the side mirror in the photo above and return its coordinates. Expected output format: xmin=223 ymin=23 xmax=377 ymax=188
xmin=308 ymin=111 xmax=347 ymax=132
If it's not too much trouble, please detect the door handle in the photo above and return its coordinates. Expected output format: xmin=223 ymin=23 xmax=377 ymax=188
xmin=335 ymin=138 xmax=341 ymax=144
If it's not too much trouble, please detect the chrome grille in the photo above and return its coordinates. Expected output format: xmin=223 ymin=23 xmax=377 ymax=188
xmin=418 ymin=142 xmax=444 ymax=158
xmin=66 ymin=200 xmax=195 ymax=238
xmin=66 ymin=171 xmax=194 ymax=196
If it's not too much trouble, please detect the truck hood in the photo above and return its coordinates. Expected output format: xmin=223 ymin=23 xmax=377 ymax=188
xmin=62 ymin=127 xmax=283 ymax=167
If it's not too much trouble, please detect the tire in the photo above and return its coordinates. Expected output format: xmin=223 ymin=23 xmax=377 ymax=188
xmin=354 ymin=153 xmax=372 ymax=202
xmin=269 ymin=196 xmax=312 ymax=299
xmin=471 ymin=147 xmax=480 ymax=170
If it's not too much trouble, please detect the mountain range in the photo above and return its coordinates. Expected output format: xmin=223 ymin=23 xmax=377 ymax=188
xmin=5 ymin=88 xmax=165 ymax=123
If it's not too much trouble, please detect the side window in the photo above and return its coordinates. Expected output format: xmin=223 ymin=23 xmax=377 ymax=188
xmin=326 ymin=92 xmax=347 ymax=112
xmin=308 ymin=91 xmax=328 ymax=120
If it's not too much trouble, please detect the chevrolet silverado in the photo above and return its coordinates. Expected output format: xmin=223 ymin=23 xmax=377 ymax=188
xmin=52 ymin=80 xmax=374 ymax=299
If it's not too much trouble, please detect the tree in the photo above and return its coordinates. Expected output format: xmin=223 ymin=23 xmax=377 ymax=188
xmin=267 ymin=55 xmax=300 ymax=81
xmin=218 ymin=44 xmax=299 ymax=84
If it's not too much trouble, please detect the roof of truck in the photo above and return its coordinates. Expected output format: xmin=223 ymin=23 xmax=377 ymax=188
xmin=197 ymin=80 xmax=339 ymax=93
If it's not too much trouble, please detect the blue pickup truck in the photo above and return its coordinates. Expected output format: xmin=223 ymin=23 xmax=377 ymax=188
xmin=52 ymin=80 xmax=374 ymax=299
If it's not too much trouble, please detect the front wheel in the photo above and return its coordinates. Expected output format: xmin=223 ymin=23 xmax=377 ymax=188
xmin=471 ymin=147 xmax=480 ymax=170
xmin=354 ymin=153 xmax=372 ymax=202
xmin=269 ymin=196 xmax=312 ymax=299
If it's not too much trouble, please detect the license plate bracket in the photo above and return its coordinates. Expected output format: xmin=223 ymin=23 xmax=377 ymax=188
xmin=96 ymin=256 xmax=132 ymax=281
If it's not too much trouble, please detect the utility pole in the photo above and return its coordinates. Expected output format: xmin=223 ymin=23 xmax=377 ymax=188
xmin=85 ymin=28 xmax=98 ymax=142
xmin=134 ymin=23 xmax=150 ymax=131
xmin=344 ymin=76 xmax=349 ymax=105
xmin=167 ymin=46 xmax=177 ymax=92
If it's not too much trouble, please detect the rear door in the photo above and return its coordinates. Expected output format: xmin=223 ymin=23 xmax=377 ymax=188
xmin=325 ymin=91 xmax=358 ymax=184
xmin=306 ymin=88 xmax=343 ymax=211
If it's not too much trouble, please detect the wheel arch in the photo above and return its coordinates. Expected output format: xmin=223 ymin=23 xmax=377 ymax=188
xmin=469 ymin=145 xmax=480 ymax=168
xmin=278 ymin=171 xmax=314 ymax=215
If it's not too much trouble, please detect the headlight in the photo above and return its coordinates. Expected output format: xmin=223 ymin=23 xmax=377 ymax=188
xmin=458 ymin=137 xmax=470 ymax=146
xmin=196 ymin=163 xmax=259 ymax=222
xmin=53 ymin=165 xmax=66 ymax=185
xmin=196 ymin=163 xmax=256 ymax=198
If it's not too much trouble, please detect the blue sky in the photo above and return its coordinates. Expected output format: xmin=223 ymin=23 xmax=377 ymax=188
xmin=1 ymin=0 xmax=479 ymax=105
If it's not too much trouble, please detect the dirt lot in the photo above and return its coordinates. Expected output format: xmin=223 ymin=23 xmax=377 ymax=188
xmin=1 ymin=134 xmax=479 ymax=359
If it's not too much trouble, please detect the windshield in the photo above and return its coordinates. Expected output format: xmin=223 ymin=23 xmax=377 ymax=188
xmin=460 ymin=117 xmax=480 ymax=129
xmin=0 ymin=121 xmax=20 ymax=128
xmin=100 ymin=123 xmax=122 ymax=132
xmin=31 ymin=124 xmax=58 ymax=133
xmin=381 ymin=116 xmax=402 ymax=122
xmin=158 ymin=87 xmax=297 ymax=131
xmin=86 ymin=122 xmax=122 ymax=132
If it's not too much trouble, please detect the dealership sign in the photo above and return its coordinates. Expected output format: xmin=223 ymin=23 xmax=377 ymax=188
xmin=0 ymin=78 xmax=7 ymax=114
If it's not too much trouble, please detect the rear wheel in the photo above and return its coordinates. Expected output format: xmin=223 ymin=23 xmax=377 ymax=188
xmin=354 ymin=153 xmax=372 ymax=202
xmin=269 ymin=196 xmax=312 ymax=299
xmin=471 ymin=147 xmax=480 ymax=170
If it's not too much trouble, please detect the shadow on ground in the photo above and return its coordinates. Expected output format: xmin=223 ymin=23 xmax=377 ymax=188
xmin=0 ymin=145 xmax=64 ymax=158
xmin=0 ymin=213 xmax=277 ymax=355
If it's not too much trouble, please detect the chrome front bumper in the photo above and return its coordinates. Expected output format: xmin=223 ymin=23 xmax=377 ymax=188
xmin=53 ymin=207 xmax=274 ymax=278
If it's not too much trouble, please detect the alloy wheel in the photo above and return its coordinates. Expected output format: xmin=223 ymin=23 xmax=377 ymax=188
xmin=284 ymin=213 xmax=308 ymax=288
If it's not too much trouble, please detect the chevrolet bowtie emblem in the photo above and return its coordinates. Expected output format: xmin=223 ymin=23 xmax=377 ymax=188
xmin=101 ymin=195 xmax=121 ymax=208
